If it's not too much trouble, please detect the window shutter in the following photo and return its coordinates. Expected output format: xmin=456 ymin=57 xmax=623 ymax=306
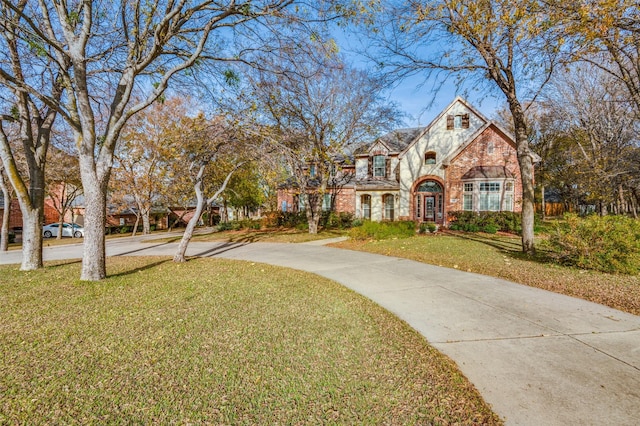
xmin=462 ymin=114 xmax=470 ymax=129
xmin=385 ymin=158 xmax=390 ymax=178
xmin=368 ymin=156 xmax=372 ymax=177
xmin=447 ymin=115 xmax=454 ymax=130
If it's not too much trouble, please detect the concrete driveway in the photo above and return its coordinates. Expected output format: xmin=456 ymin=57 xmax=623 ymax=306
xmin=2 ymin=237 xmax=639 ymax=425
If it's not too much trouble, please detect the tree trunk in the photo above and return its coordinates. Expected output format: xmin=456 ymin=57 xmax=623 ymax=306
xmin=305 ymin=193 xmax=322 ymax=235
xmin=174 ymin=174 xmax=206 ymax=263
xmin=0 ymin=170 xmax=10 ymax=252
xmin=80 ymin=179 xmax=107 ymax=281
xmin=20 ymin=206 xmax=43 ymax=270
xmin=131 ymin=213 xmax=140 ymax=237
xmin=510 ymin=103 xmax=536 ymax=255
xmin=57 ymin=216 xmax=64 ymax=240
xmin=540 ymin=185 xmax=546 ymax=221
xmin=142 ymin=210 xmax=151 ymax=234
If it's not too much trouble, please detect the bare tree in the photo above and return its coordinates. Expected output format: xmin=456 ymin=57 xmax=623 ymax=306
xmin=0 ymin=0 xmax=303 ymax=280
xmin=368 ymin=0 xmax=564 ymax=254
xmin=0 ymin=1 xmax=65 ymax=269
xmin=543 ymin=66 xmax=639 ymax=215
xmin=250 ymin=49 xmax=399 ymax=233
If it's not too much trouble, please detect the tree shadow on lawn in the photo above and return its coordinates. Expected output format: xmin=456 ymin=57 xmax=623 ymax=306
xmin=107 ymin=257 xmax=174 ymax=278
xmin=448 ymin=231 xmax=555 ymax=265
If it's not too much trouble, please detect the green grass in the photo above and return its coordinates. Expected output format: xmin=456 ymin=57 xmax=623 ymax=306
xmin=334 ymin=232 xmax=640 ymax=316
xmin=146 ymin=228 xmax=348 ymax=244
xmin=0 ymin=257 xmax=500 ymax=424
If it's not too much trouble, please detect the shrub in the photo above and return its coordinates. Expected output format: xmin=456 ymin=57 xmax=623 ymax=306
xmin=448 ymin=211 xmax=523 ymax=234
xmin=543 ymin=214 xmax=640 ymax=274
xmin=8 ymin=232 xmax=15 ymax=244
xmin=349 ymin=220 xmax=416 ymax=241
xmin=275 ymin=211 xmax=307 ymax=228
xmin=419 ymin=222 xmax=437 ymax=234
xmin=217 ymin=221 xmax=233 ymax=231
xmin=483 ymin=224 xmax=499 ymax=234
xmin=119 ymin=226 xmax=130 ymax=234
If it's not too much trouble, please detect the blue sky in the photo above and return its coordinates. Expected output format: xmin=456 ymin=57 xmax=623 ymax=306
xmin=334 ymin=27 xmax=505 ymax=128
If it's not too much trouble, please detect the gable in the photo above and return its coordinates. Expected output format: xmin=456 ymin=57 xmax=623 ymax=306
xmin=444 ymin=123 xmax=516 ymax=166
xmin=399 ymin=97 xmax=490 ymax=160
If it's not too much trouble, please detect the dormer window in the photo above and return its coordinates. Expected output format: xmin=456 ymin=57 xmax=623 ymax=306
xmin=373 ymin=155 xmax=386 ymax=177
xmin=447 ymin=113 xmax=470 ymax=130
xmin=425 ymin=151 xmax=437 ymax=165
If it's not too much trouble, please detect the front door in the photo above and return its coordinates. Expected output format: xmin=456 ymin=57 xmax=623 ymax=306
xmin=424 ymin=196 xmax=435 ymax=221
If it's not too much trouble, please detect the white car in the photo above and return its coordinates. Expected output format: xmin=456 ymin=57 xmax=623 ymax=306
xmin=42 ymin=223 xmax=84 ymax=238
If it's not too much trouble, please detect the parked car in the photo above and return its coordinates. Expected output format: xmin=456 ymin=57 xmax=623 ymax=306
xmin=42 ymin=223 xmax=84 ymax=238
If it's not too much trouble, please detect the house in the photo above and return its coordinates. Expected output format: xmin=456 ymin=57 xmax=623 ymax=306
xmin=0 ymin=194 xmax=60 ymax=231
xmin=278 ymin=97 xmax=530 ymax=226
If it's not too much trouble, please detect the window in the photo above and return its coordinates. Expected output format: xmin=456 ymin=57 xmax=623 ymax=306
xmin=425 ymin=151 xmax=437 ymax=165
xmin=309 ymin=164 xmax=316 ymax=178
xmin=504 ymin=181 xmax=514 ymax=211
xmin=487 ymin=141 xmax=494 ymax=154
xmin=463 ymin=183 xmax=473 ymax=211
xmin=361 ymin=195 xmax=371 ymax=219
xmin=446 ymin=113 xmax=470 ymax=130
xmin=373 ymin=155 xmax=385 ymax=177
xmin=383 ymin=194 xmax=394 ymax=220
xmin=415 ymin=195 xmax=421 ymax=219
xmin=479 ymin=182 xmax=501 ymax=211
xmin=322 ymin=193 xmax=332 ymax=211
xmin=297 ymin=194 xmax=306 ymax=211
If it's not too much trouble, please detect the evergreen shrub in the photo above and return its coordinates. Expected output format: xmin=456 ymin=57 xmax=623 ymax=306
xmin=543 ymin=214 xmax=640 ymax=274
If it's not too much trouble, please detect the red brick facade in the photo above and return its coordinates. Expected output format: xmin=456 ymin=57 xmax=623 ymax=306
xmin=445 ymin=126 xmax=523 ymax=214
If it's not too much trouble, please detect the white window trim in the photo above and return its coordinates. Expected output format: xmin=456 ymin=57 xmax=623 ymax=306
xmin=463 ymin=179 xmax=515 ymax=212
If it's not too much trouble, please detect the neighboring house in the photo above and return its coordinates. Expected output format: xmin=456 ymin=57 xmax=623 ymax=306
xmin=278 ymin=97 xmax=533 ymax=226
xmin=0 ymin=194 xmax=59 ymax=230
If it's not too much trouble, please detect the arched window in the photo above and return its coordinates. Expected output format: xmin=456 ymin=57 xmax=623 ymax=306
xmin=417 ymin=180 xmax=443 ymax=193
xmin=425 ymin=151 xmax=437 ymax=165
xmin=383 ymin=194 xmax=394 ymax=221
xmin=361 ymin=194 xmax=371 ymax=220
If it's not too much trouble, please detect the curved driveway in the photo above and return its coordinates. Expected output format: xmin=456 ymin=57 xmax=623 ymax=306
xmin=2 ymin=237 xmax=640 ymax=425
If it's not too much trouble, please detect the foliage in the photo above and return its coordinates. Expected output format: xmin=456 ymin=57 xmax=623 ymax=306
xmin=448 ymin=211 xmax=523 ymax=234
xmin=320 ymin=211 xmax=355 ymax=229
xmin=419 ymin=222 xmax=438 ymax=234
xmin=349 ymin=221 xmax=416 ymax=240
xmin=0 ymin=257 xmax=500 ymax=424
xmin=543 ymin=214 xmax=640 ymax=274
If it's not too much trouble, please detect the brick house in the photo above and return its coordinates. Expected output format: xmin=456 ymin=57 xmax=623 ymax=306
xmin=278 ymin=98 xmax=532 ymax=226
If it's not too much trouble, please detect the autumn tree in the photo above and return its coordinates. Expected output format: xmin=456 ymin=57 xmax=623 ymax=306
xmin=249 ymin=48 xmax=399 ymax=233
xmin=370 ymin=0 xmax=564 ymax=254
xmin=0 ymin=0 xmax=314 ymax=280
xmin=549 ymin=1 xmax=640 ymax=116
xmin=542 ymin=66 xmax=639 ymax=215
xmin=46 ymin=145 xmax=82 ymax=238
xmin=171 ymin=114 xmax=255 ymax=262
xmin=0 ymin=2 xmax=65 ymax=269
xmin=111 ymin=99 xmax=192 ymax=235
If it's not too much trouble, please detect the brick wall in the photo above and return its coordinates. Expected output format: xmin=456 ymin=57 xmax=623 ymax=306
xmin=446 ymin=126 xmax=523 ymax=213
xmin=333 ymin=187 xmax=355 ymax=215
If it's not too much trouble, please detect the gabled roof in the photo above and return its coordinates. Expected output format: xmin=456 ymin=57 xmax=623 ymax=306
xmin=355 ymin=128 xmax=423 ymax=155
xmin=462 ymin=166 xmax=516 ymax=179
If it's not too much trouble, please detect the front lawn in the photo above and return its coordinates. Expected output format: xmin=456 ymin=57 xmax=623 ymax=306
xmin=333 ymin=232 xmax=640 ymax=316
xmin=0 ymin=257 xmax=500 ymax=424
